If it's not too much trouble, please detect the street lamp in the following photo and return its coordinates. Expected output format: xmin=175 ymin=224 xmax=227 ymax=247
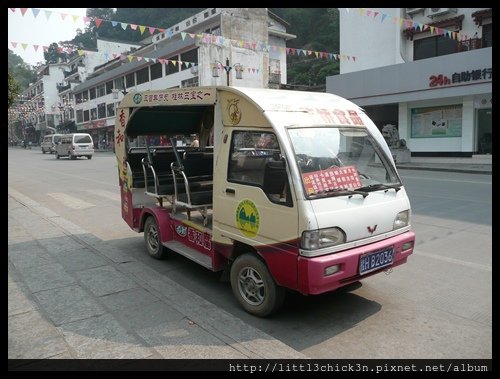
xmin=212 ymin=57 xmax=243 ymax=86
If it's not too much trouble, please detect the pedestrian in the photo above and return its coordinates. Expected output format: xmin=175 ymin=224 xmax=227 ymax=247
xmin=190 ymin=134 xmax=199 ymax=147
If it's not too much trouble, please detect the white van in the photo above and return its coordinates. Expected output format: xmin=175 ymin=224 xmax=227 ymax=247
xmin=41 ymin=134 xmax=62 ymax=154
xmin=55 ymin=133 xmax=94 ymax=160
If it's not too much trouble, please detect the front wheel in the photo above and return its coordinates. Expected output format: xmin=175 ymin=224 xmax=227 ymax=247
xmin=143 ymin=216 xmax=167 ymax=259
xmin=230 ymin=254 xmax=285 ymax=317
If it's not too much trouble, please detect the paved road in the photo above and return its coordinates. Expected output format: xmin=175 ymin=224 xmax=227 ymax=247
xmin=8 ymin=148 xmax=491 ymax=360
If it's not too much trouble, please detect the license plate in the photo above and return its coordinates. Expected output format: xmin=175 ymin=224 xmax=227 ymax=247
xmin=359 ymin=247 xmax=394 ymax=275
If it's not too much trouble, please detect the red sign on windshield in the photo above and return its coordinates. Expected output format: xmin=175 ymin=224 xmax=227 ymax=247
xmin=302 ymin=165 xmax=362 ymax=195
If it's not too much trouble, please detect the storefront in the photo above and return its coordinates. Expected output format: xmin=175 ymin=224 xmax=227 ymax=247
xmin=326 ymin=47 xmax=492 ymax=157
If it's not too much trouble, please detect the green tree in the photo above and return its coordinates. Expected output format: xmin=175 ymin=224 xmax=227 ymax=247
xmin=8 ymin=49 xmax=36 ymax=90
xmin=8 ymin=71 xmax=20 ymax=108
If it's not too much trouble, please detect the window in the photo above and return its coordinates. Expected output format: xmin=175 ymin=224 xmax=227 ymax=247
xmin=105 ymin=81 xmax=113 ymax=95
xmin=97 ymin=103 xmax=106 ymax=119
xmin=89 ymin=87 xmax=96 ymax=100
xmin=97 ymin=84 xmax=105 ymax=97
xmin=90 ymin=108 xmax=97 ymax=120
xmin=482 ymin=23 xmax=492 ymax=47
xmin=181 ymin=77 xmax=199 ymax=88
xmin=165 ymin=59 xmax=178 ymax=76
xmin=414 ymin=35 xmax=458 ymax=60
xmin=114 ymin=77 xmax=125 ymax=91
xmin=228 ymin=131 xmax=290 ymax=205
xmin=180 ymin=49 xmax=198 ymax=71
xmin=150 ymin=62 xmax=163 ymax=80
xmin=76 ymin=110 xmax=83 ymax=123
xmin=75 ymin=93 xmax=82 ymax=104
xmin=107 ymin=103 xmax=115 ymax=117
xmin=136 ymin=67 xmax=149 ymax=85
xmin=83 ymin=110 xmax=90 ymax=122
xmin=126 ymin=72 xmax=135 ymax=88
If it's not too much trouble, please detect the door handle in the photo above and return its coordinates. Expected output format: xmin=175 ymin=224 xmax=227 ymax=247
xmin=225 ymin=188 xmax=235 ymax=194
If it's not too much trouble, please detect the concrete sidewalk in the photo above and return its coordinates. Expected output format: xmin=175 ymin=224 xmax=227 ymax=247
xmin=8 ymin=188 xmax=305 ymax=364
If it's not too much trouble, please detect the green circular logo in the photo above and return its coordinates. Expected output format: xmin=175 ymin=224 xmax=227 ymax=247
xmin=236 ymin=199 xmax=260 ymax=238
xmin=133 ymin=93 xmax=142 ymax=104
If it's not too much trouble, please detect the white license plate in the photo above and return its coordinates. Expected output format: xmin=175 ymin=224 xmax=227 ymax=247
xmin=359 ymin=247 xmax=394 ymax=275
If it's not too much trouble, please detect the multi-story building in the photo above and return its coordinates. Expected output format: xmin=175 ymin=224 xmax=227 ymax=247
xmin=70 ymin=8 xmax=295 ymax=146
xmin=327 ymin=8 xmax=492 ymax=157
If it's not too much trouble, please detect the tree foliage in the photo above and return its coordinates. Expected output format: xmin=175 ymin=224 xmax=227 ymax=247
xmin=8 ymin=49 xmax=36 ymax=91
xmin=8 ymin=71 xmax=21 ymax=108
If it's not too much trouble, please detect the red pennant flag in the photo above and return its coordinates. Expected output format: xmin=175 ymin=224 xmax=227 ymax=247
xmin=158 ymin=28 xmax=165 ymax=32
xmin=43 ymin=46 xmax=49 ymax=52
xmin=33 ymin=45 xmax=39 ymax=51
xmin=83 ymin=16 xmax=90 ymax=23
xmin=20 ymin=8 xmax=28 ymax=16
xmin=11 ymin=42 xmax=18 ymax=48
xmin=130 ymin=24 xmax=138 ymax=30
xmin=95 ymin=18 xmax=103 ymax=28
xmin=57 ymin=47 xmax=63 ymax=53
xmin=9 ymin=8 xmax=15 ymax=12
xmin=60 ymin=13 xmax=67 ymax=21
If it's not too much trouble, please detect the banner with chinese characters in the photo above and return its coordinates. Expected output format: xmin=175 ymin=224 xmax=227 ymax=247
xmin=302 ymin=165 xmax=362 ymax=195
xmin=411 ymin=105 xmax=462 ymax=138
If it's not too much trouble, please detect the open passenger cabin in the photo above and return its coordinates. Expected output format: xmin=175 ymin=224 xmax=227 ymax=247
xmin=117 ymin=91 xmax=216 ymax=227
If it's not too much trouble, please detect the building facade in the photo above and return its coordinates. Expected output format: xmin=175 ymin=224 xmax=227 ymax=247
xmin=70 ymin=8 xmax=295 ymax=146
xmin=327 ymin=8 xmax=492 ymax=157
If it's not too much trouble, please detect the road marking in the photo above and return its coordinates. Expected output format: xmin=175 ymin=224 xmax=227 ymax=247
xmin=415 ymin=250 xmax=491 ymax=272
xmin=86 ymin=189 xmax=120 ymax=202
xmin=47 ymin=193 xmax=95 ymax=209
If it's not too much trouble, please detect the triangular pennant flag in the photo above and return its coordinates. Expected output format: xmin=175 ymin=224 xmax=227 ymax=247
xmin=347 ymin=56 xmax=351 ymax=61
xmin=329 ymin=53 xmax=334 ymax=60
xmin=307 ymin=50 xmax=313 ymax=56
xmin=130 ymin=24 xmax=138 ymax=30
xmin=358 ymin=8 xmax=364 ymax=16
xmin=374 ymin=11 xmax=379 ymax=18
xmin=158 ymin=28 xmax=165 ymax=33
xmin=111 ymin=21 xmax=118 ymax=27
xmin=447 ymin=30 xmax=452 ymax=38
xmin=136 ymin=56 xmax=142 ymax=61
xmin=32 ymin=8 xmax=40 ymax=18
xmin=60 ymin=13 xmax=68 ymax=21
xmin=112 ymin=53 xmax=118 ymax=58
xmin=252 ymin=43 xmax=257 ymax=50
xmin=353 ymin=56 xmax=356 ymax=62
xmin=151 ymin=58 xmax=157 ymax=63
xmin=21 ymin=43 xmax=28 ymax=51
xmin=381 ymin=14 xmax=387 ymax=23
xmin=33 ymin=45 xmax=39 ymax=52
xmin=95 ymin=18 xmax=103 ymax=28
xmin=189 ymin=33 xmax=196 ymax=39
xmin=77 ymin=49 xmax=84 ymax=56
xmin=9 ymin=8 xmax=15 ymax=12
xmin=121 ymin=23 xmax=127 ymax=30
xmin=11 ymin=42 xmax=17 ymax=48
xmin=181 ymin=32 xmax=187 ymax=40
xmin=83 ymin=16 xmax=90 ymax=23
xmin=286 ymin=48 xmax=290 ymax=54
xmin=315 ymin=52 xmax=319 ymax=58
xmin=73 ymin=15 xmax=80 ymax=23
xmin=139 ymin=25 xmax=146 ymax=34
xmin=171 ymin=60 xmax=177 ymax=67
xmin=149 ymin=27 xmax=155 ymax=35
xmin=43 ymin=46 xmax=49 ymax=52
xmin=399 ymin=18 xmax=404 ymax=27
xmin=57 ymin=47 xmax=63 ymax=53
xmin=127 ymin=55 xmax=134 ymax=62
xmin=20 ymin=8 xmax=28 ymax=16
xmin=367 ymin=10 xmax=372 ymax=17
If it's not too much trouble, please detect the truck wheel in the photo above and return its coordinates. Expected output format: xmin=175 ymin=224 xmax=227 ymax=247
xmin=144 ymin=216 xmax=167 ymax=259
xmin=230 ymin=254 xmax=285 ymax=317
xmin=55 ymin=152 xmax=60 ymax=159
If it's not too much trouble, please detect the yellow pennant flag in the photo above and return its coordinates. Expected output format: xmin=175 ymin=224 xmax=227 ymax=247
xmin=139 ymin=25 xmax=146 ymax=35
xmin=127 ymin=55 xmax=134 ymax=62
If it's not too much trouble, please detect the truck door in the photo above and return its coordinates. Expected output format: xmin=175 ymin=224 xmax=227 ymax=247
xmin=213 ymin=129 xmax=299 ymax=289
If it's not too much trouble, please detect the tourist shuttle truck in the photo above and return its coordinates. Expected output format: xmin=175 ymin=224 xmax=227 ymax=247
xmin=114 ymin=86 xmax=415 ymax=317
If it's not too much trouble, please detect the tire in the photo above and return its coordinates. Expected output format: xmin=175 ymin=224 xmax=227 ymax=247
xmin=87 ymin=155 xmax=92 ymax=160
xmin=70 ymin=154 xmax=76 ymax=160
xmin=230 ymin=254 xmax=285 ymax=317
xmin=143 ymin=216 xmax=167 ymax=259
xmin=55 ymin=152 xmax=60 ymax=159
xmin=42 ymin=149 xmax=46 ymax=154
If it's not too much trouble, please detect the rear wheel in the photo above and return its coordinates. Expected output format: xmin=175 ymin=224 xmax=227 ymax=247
xmin=42 ymin=149 xmax=46 ymax=154
xmin=55 ymin=152 xmax=60 ymax=159
xmin=230 ymin=254 xmax=285 ymax=317
xmin=87 ymin=155 xmax=92 ymax=160
xmin=143 ymin=216 xmax=167 ymax=259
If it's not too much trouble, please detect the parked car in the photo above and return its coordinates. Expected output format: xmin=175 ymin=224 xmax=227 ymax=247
xmin=55 ymin=133 xmax=94 ymax=160
xmin=41 ymin=134 xmax=63 ymax=154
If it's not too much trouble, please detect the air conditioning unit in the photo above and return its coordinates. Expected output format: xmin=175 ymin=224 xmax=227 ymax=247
xmin=406 ymin=8 xmax=424 ymax=15
xmin=428 ymin=8 xmax=453 ymax=17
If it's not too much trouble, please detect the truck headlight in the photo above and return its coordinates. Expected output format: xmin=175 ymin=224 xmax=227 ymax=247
xmin=301 ymin=227 xmax=346 ymax=250
xmin=393 ymin=210 xmax=410 ymax=230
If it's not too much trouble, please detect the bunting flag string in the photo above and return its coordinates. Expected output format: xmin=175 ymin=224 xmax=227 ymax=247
xmin=9 ymin=7 xmax=356 ymax=62
xmin=9 ymin=40 xmax=264 ymax=74
xmin=343 ymin=7 xmax=470 ymax=41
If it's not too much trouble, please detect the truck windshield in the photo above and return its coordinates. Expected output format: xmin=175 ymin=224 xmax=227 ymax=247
xmin=287 ymin=127 xmax=401 ymax=198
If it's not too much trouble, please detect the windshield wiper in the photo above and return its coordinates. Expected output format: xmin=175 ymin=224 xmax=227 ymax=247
xmin=311 ymin=188 xmax=369 ymax=199
xmin=357 ymin=183 xmax=401 ymax=192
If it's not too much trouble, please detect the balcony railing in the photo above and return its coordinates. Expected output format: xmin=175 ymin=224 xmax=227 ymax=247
xmin=457 ymin=38 xmax=482 ymax=52
xmin=63 ymin=68 xmax=78 ymax=78
xmin=57 ymin=83 xmax=71 ymax=93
